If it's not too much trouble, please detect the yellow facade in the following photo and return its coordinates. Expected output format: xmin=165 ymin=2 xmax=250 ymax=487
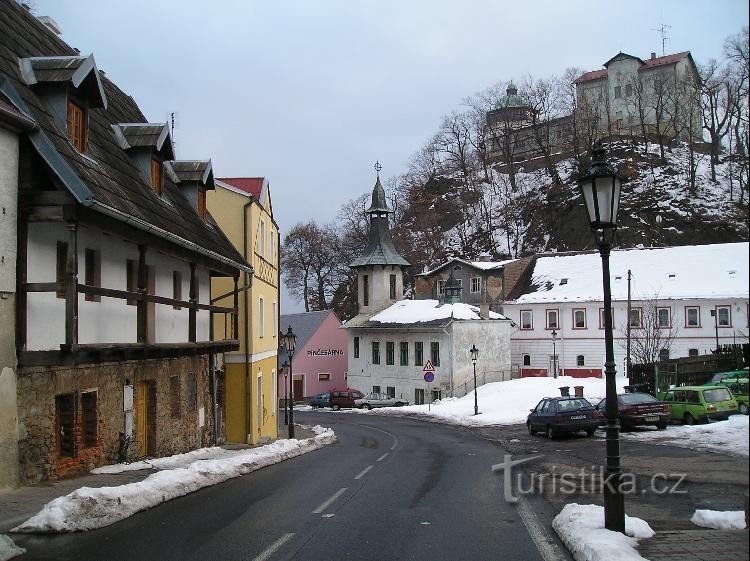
xmin=207 ymin=179 xmax=279 ymax=444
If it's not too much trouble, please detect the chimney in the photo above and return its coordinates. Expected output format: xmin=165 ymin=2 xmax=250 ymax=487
xmin=650 ymin=52 xmax=656 ymax=60
xmin=477 ymin=252 xmax=492 ymax=262
xmin=37 ymin=16 xmax=63 ymax=35
xmin=480 ymin=303 xmax=490 ymax=319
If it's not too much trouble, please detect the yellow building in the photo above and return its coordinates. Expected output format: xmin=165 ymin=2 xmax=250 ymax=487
xmin=207 ymin=177 xmax=279 ymax=444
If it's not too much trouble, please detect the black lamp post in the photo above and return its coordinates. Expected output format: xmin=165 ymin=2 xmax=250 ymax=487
xmin=578 ymin=141 xmax=626 ymax=533
xmin=281 ymin=359 xmax=289 ymax=426
xmin=470 ymin=344 xmax=479 ymax=415
xmin=282 ymin=326 xmax=297 ymax=439
xmin=710 ymin=308 xmax=720 ymax=353
xmin=551 ymin=329 xmax=558 ymax=379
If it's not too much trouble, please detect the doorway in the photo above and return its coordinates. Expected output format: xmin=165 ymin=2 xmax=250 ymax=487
xmin=135 ymin=380 xmax=156 ymax=457
xmin=293 ymin=375 xmax=304 ymax=401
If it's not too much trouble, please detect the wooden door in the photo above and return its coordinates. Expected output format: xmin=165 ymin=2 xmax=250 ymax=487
xmin=136 ymin=381 xmax=157 ymax=457
xmin=293 ymin=376 xmax=304 ymax=401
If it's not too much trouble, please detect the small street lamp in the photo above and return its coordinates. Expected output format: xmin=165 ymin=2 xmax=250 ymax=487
xmin=470 ymin=344 xmax=479 ymax=415
xmin=281 ymin=359 xmax=289 ymax=426
xmin=551 ymin=329 xmax=558 ymax=379
xmin=282 ymin=326 xmax=297 ymax=439
xmin=710 ymin=308 xmax=720 ymax=353
xmin=578 ymin=140 xmax=626 ymax=533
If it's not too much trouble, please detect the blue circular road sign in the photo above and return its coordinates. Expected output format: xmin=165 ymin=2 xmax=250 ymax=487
xmin=424 ymin=371 xmax=435 ymax=383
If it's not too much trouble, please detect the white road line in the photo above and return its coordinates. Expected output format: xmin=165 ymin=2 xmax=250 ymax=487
xmin=251 ymin=533 xmax=295 ymax=561
xmin=312 ymin=487 xmax=348 ymax=514
xmin=359 ymin=423 xmax=400 ymax=451
xmin=354 ymin=465 xmax=374 ymax=480
xmin=376 ymin=452 xmax=389 ymax=462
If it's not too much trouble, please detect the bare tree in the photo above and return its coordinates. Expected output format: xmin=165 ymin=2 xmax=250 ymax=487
xmin=700 ymin=59 xmax=735 ymax=181
xmin=621 ymin=295 xmax=679 ymax=365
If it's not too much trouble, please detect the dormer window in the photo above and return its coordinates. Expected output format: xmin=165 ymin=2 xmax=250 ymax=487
xmin=66 ymin=98 xmax=86 ymax=152
xmin=151 ymin=157 xmax=163 ymax=194
xmin=170 ymin=160 xmax=215 ymax=221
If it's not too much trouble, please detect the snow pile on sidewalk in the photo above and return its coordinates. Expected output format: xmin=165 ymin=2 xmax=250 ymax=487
xmin=12 ymin=426 xmax=335 ymax=533
xmin=552 ymin=503 xmax=655 ymax=561
xmin=369 ymin=375 xmax=623 ymax=427
xmin=691 ymin=509 xmax=747 ymax=530
xmin=92 ymin=446 xmax=252 ymax=474
xmin=0 ymin=535 xmax=25 ymax=561
xmin=622 ymin=414 xmax=749 ymax=457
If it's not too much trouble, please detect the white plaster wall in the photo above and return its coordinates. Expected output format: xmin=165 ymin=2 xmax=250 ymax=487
xmin=505 ymin=298 xmax=749 ymax=374
xmin=0 ymin=128 xmax=18 ymax=293
xmin=153 ymin=252 xmax=190 ymax=344
xmin=451 ymin=320 xmax=512 ymax=389
xmin=357 ymin=265 xmax=403 ymax=315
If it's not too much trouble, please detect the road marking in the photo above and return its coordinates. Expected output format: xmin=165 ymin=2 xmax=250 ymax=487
xmin=354 ymin=465 xmax=374 ymax=480
xmin=359 ymin=423 xmax=400 ymax=451
xmin=251 ymin=533 xmax=295 ymax=561
xmin=516 ymin=495 xmax=568 ymax=561
xmin=376 ymin=452 xmax=389 ymax=462
xmin=312 ymin=487 xmax=348 ymax=514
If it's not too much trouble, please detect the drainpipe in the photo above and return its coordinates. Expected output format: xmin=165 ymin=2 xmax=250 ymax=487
xmin=243 ymin=200 xmax=253 ymax=443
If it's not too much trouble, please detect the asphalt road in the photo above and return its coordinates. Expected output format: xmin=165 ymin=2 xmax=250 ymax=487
xmin=13 ymin=412 xmax=554 ymax=561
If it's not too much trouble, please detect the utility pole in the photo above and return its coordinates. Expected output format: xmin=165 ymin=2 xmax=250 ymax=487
xmin=626 ymin=269 xmax=632 ymax=381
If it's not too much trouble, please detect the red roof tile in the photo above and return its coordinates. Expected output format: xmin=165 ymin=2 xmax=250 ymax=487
xmin=219 ymin=177 xmax=264 ymax=198
xmin=573 ymin=51 xmax=691 ymax=84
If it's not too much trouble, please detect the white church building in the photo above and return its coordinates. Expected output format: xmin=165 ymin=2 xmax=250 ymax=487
xmin=343 ymin=174 xmax=513 ymax=402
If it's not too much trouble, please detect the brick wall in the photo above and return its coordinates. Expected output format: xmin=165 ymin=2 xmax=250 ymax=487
xmin=16 ymin=355 xmax=212 ymax=484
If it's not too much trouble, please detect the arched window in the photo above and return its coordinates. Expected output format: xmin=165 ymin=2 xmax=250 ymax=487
xmin=523 ymin=354 xmax=531 ymax=366
xmin=576 ymin=355 xmax=585 ymax=366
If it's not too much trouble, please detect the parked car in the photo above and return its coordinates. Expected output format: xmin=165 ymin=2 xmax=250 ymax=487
xmin=329 ymin=388 xmax=365 ymax=410
xmin=309 ymin=393 xmax=330 ymax=409
xmin=595 ymin=393 xmax=670 ymax=430
xmin=718 ymin=378 xmax=749 ymax=415
xmin=703 ymin=369 xmax=748 ymax=386
xmin=657 ymin=386 xmax=738 ymax=424
xmin=527 ymin=397 xmax=600 ymax=439
xmin=355 ymin=392 xmax=409 ymax=409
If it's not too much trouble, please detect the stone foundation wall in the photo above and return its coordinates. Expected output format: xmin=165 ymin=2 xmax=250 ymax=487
xmin=17 ymin=355 xmax=213 ymax=484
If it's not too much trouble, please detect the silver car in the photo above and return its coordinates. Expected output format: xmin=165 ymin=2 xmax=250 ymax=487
xmin=355 ymin=392 xmax=409 ymax=409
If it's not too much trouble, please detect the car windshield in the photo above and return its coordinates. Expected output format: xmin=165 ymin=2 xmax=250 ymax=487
xmin=703 ymin=388 xmax=733 ymax=403
xmin=619 ymin=393 xmax=658 ymax=404
xmin=557 ymin=398 xmax=591 ymax=410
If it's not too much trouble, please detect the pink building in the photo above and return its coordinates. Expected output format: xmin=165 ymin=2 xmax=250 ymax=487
xmin=278 ymin=311 xmax=348 ymax=400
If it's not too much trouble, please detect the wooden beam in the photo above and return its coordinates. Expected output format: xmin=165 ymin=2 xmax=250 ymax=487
xmin=16 ymin=210 xmax=28 ymax=353
xmin=137 ymin=244 xmax=147 ymax=344
xmin=25 ymin=206 xmax=64 ymax=222
xmin=64 ymin=222 xmax=78 ymax=349
xmin=189 ymin=262 xmax=196 ymax=343
xmin=24 ymin=282 xmax=63 ymax=293
xmin=233 ymin=275 xmax=239 ymax=340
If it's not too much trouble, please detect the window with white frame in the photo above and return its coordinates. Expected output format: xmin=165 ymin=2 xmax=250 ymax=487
xmin=573 ymin=309 xmax=586 ymax=329
xmin=546 ymin=309 xmax=559 ymax=330
xmin=437 ymin=280 xmax=446 ymax=295
xmin=599 ymin=307 xmax=614 ymax=330
xmin=657 ymin=307 xmax=671 ymax=328
xmin=258 ymin=297 xmax=265 ymax=337
xmin=716 ymin=305 xmax=731 ymax=326
xmin=520 ymin=310 xmax=533 ymax=330
xmin=470 ymin=277 xmax=481 ymax=294
xmin=685 ymin=306 xmax=700 ymax=327
xmin=629 ymin=307 xmax=643 ymax=328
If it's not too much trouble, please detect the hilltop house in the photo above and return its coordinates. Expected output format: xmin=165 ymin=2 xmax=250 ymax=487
xmin=502 ymin=243 xmax=749 ymax=378
xmin=343 ymin=174 xmax=513 ymax=401
xmin=207 ymin=178 xmax=280 ymax=445
xmin=0 ymin=1 xmax=248 ymax=484
xmin=278 ymin=310 xmax=347 ymax=401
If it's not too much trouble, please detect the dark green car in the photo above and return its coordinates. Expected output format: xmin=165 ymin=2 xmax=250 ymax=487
xmin=657 ymin=386 xmax=738 ymax=424
xmin=719 ymin=378 xmax=749 ymax=415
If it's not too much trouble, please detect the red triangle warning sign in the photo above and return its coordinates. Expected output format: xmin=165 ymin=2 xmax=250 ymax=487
xmin=423 ymin=360 xmax=435 ymax=372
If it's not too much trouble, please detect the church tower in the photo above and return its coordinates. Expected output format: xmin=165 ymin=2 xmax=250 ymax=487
xmin=349 ymin=166 xmax=410 ymax=315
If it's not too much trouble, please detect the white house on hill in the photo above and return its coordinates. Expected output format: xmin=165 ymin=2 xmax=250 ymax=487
xmin=343 ymin=174 xmax=513 ymax=401
xmin=503 ymin=242 xmax=749 ymax=378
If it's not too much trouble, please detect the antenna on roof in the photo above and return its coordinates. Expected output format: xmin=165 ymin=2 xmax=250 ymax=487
xmin=651 ymin=20 xmax=671 ymax=56
xmin=169 ymin=111 xmax=178 ymax=153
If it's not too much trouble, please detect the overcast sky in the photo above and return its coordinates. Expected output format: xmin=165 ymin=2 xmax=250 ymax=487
xmin=32 ymin=0 xmax=749 ymax=313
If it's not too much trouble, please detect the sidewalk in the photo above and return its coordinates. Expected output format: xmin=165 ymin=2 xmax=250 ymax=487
xmin=637 ymin=529 xmax=749 ymax=561
xmin=0 ymin=423 xmax=316 ymax=534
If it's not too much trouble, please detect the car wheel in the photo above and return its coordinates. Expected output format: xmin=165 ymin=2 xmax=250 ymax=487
xmin=395 ymin=402 xmax=406 ymax=407
xmin=364 ymin=404 xmax=372 ymax=410
xmin=546 ymin=424 xmax=556 ymax=440
xmin=586 ymin=428 xmax=596 ymax=437
xmin=527 ymin=422 xmax=537 ymax=436
xmin=739 ymin=403 xmax=749 ymax=415
xmin=332 ymin=404 xmax=341 ymax=411
xmin=656 ymin=422 xmax=667 ymax=430
xmin=683 ymin=413 xmax=695 ymax=425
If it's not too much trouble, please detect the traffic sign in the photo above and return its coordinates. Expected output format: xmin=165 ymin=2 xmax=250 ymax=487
xmin=424 ymin=371 xmax=434 ymax=383
xmin=423 ymin=360 xmax=435 ymax=372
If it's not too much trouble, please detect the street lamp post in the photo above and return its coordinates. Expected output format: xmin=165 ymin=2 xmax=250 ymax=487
xmin=551 ymin=329 xmax=558 ymax=379
xmin=578 ymin=141 xmax=626 ymax=533
xmin=470 ymin=344 xmax=479 ymax=415
xmin=282 ymin=326 xmax=297 ymax=439
xmin=281 ymin=360 xmax=289 ymax=426
xmin=710 ymin=308 xmax=720 ymax=353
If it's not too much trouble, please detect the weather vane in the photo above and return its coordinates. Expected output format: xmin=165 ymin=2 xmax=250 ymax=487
xmin=374 ymin=160 xmax=382 ymax=179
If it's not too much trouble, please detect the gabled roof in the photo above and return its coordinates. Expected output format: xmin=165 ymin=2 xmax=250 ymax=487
xmin=19 ymin=53 xmax=107 ymax=108
xmin=0 ymin=0 xmax=248 ymax=274
xmin=171 ymin=160 xmax=214 ymax=189
xmin=111 ymin=122 xmax=174 ymax=159
xmin=511 ymin=243 xmax=749 ymax=304
xmin=279 ymin=310 xmax=340 ymax=363
xmin=219 ymin=177 xmax=265 ymax=198
xmin=343 ymin=299 xmax=509 ymax=329
xmin=573 ymin=51 xmax=693 ymax=85
xmin=417 ymin=257 xmax=517 ymax=277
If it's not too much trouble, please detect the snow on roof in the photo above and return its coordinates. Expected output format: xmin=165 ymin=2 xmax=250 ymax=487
xmin=419 ymin=257 xmax=517 ymax=276
xmin=370 ymin=299 xmax=507 ymax=324
xmin=514 ymin=242 xmax=749 ymax=304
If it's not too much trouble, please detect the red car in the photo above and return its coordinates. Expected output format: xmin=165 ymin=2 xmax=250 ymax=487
xmin=595 ymin=393 xmax=670 ymax=430
xmin=329 ymin=388 xmax=365 ymax=410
